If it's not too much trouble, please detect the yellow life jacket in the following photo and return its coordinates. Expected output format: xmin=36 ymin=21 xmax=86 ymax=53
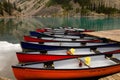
xmin=69 ymin=48 xmax=75 ymax=55
xmin=66 ymin=48 xmax=75 ymax=55
xmin=84 ymin=57 xmax=91 ymax=65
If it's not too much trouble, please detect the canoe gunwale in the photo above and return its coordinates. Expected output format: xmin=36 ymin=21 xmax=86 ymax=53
xmin=16 ymin=50 xmax=120 ymax=55
xmin=12 ymin=63 xmax=120 ymax=79
xmin=30 ymin=31 xmax=96 ymax=39
xmin=12 ymin=62 xmax=120 ymax=70
xmin=24 ymin=35 xmax=102 ymax=43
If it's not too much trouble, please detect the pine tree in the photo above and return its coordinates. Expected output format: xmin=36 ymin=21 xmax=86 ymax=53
xmin=0 ymin=2 xmax=4 ymax=15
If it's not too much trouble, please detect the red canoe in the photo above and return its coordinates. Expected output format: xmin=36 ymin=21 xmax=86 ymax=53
xmin=36 ymin=28 xmax=94 ymax=33
xmin=36 ymin=28 xmax=94 ymax=36
xmin=24 ymin=36 xmax=101 ymax=43
xmin=36 ymin=28 xmax=48 ymax=33
xmin=16 ymin=48 xmax=120 ymax=63
xmin=12 ymin=53 xmax=120 ymax=80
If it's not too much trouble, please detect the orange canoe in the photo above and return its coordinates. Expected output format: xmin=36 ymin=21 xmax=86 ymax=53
xmin=12 ymin=53 xmax=120 ymax=80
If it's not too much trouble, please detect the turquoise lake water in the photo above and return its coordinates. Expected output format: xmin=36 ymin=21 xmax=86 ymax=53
xmin=0 ymin=17 xmax=120 ymax=43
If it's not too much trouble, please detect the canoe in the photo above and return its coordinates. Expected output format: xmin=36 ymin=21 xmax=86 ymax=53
xmin=12 ymin=53 xmax=120 ymax=79
xmin=17 ymin=48 xmax=120 ymax=63
xmin=21 ymin=42 xmax=120 ymax=52
xmin=36 ymin=28 xmax=94 ymax=33
xmin=24 ymin=36 xmax=102 ymax=43
xmin=36 ymin=28 xmax=94 ymax=35
xmin=29 ymin=31 xmax=96 ymax=39
xmin=36 ymin=28 xmax=94 ymax=32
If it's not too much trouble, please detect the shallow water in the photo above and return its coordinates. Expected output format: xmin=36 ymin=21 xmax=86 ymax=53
xmin=0 ymin=41 xmax=22 ymax=80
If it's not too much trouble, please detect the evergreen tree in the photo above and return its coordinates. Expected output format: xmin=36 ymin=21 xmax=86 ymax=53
xmin=13 ymin=2 xmax=17 ymax=10
xmin=0 ymin=2 xmax=4 ymax=15
xmin=3 ymin=0 xmax=13 ymax=15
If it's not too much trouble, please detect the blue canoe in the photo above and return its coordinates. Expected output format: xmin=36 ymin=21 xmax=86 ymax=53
xmin=29 ymin=31 xmax=95 ymax=39
xmin=21 ymin=42 xmax=120 ymax=51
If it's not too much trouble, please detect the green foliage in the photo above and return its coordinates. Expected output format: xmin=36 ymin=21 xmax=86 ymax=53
xmin=46 ymin=0 xmax=92 ymax=14
xmin=0 ymin=2 xmax=3 ymax=15
xmin=76 ymin=8 xmax=80 ymax=13
xmin=13 ymin=2 xmax=17 ymax=10
xmin=81 ymin=9 xmax=90 ymax=16
xmin=18 ymin=7 xmax=22 ymax=12
xmin=46 ymin=0 xmax=72 ymax=11
xmin=46 ymin=0 xmax=56 ymax=7
xmin=74 ymin=0 xmax=91 ymax=8
xmin=3 ymin=0 xmax=13 ymax=15
xmin=92 ymin=5 xmax=119 ymax=15
xmin=61 ymin=3 xmax=73 ymax=11
xmin=50 ymin=0 xmax=119 ymax=15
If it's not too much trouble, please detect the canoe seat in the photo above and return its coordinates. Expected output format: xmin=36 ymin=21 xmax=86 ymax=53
xmin=40 ymin=50 xmax=48 ymax=54
xmin=100 ymin=38 xmax=109 ymax=43
xmin=37 ymin=36 xmax=42 ymax=38
xmin=50 ymin=32 xmax=55 ymax=35
xmin=93 ymin=50 xmax=101 ymax=54
xmin=44 ymin=61 xmax=54 ymax=69
xmin=64 ymin=31 xmax=68 ymax=35
xmin=80 ymin=42 xmax=86 ymax=46
xmin=38 ymin=42 xmax=44 ymax=44
xmin=105 ymin=54 xmax=113 ymax=59
xmin=109 ymin=57 xmax=120 ymax=63
xmin=80 ymin=34 xmax=85 ymax=39
xmin=71 ymin=39 xmax=76 ymax=41
xmin=90 ymin=47 xmax=97 ymax=52
xmin=23 ymin=49 xmax=34 ymax=52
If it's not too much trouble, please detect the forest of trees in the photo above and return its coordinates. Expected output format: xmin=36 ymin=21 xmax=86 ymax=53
xmin=46 ymin=0 xmax=120 ymax=16
xmin=0 ymin=0 xmax=21 ymax=16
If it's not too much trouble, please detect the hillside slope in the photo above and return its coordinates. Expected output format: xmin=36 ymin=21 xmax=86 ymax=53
xmin=17 ymin=0 xmax=120 ymax=16
xmin=1 ymin=0 xmax=120 ymax=17
xmin=16 ymin=0 xmax=49 ymax=16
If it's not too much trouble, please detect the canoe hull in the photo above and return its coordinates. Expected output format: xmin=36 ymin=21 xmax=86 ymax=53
xmin=30 ymin=31 xmax=86 ymax=39
xmin=16 ymin=53 xmax=77 ymax=62
xmin=36 ymin=28 xmax=94 ymax=33
xmin=16 ymin=49 xmax=120 ymax=63
xmin=21 ymin=42 xmax=120 ymax=51
xmin=12 ymin=64 xmax=120 ymax=80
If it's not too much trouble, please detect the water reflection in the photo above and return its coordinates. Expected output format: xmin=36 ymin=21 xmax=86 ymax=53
xmin=0 ymin=17 xmax=120 ymax=43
